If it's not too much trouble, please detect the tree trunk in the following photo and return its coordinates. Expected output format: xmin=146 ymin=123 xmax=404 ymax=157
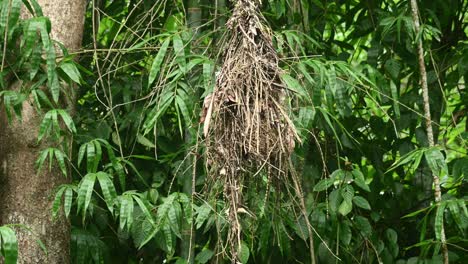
xmin=179 ymin=1 xmax=202 ymax=263
xmin=216 ymin=0 xmax=227 ymax=28
xmin=409 ymin=0 xmax=449 ymax=263
xmin=0 ymin=1 xmax=86 ymax=263
xmin=290 ymin=0 xmax=309 ymax=33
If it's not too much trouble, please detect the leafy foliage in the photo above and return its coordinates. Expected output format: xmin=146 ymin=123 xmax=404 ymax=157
xmin=0 ymin=226 xmax=18 ymax=264
xmin=0 ymin=0 xmax=467 ymax=263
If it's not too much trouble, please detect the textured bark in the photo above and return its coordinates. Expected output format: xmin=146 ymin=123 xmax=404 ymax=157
xmin=0 ymin=0 xmax=86 ymax=263
xmin=28 ymin=1 xmax=86 ymax=51
xmin=409 ymin=0 xmax=449 ymax=263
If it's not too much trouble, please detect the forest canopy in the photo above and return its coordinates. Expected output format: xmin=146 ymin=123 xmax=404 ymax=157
xmin=0 ymin=0 xmax=467 ymax=263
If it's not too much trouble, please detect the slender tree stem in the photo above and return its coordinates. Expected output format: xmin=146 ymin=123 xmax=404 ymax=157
xmin=181 ymin=1 xmax=202 ymax=263
xmin=410 ymin=1 xmax=449 ymax=263
xmin=216 ymin=0 xmax=227 ymax=28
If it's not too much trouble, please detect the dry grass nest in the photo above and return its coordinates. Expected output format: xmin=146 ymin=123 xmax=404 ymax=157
xmin=201 ymin=0 xmax=304 ymax=261
xmin=204 ymin=0 xmax=299 ymax=176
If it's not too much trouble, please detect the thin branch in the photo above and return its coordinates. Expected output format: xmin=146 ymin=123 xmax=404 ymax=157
xmin=409 ymin=1 xmax=449 ymax=263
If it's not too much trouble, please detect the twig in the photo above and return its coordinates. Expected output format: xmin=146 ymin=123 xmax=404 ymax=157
xmin=409 ymin=1 xmax=449 ymax=263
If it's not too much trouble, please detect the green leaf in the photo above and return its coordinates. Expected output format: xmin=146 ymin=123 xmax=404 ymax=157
xmin=50 ymin=184 xmax=74 ymax=219
xmin=119 ymin=194 xmax=134 ymax=230
xmin=0 ymin=0 xmax=21 ymax=40
xmin=38 ymin=110 xmax=54 ymax=142
xmin=48 ymin=148 xmax=54 ymax=172
xmin=447 ymin=200 xmax=463 ymax=232
xmin=157 ymin=194 xmax=176 ymax=222
xmin=38 ymin=19 xmax=60 ymax=103
xmin=162 ymin=223 xmax=173 ymax=253
xmin=196 ymin=203 xmax=212 ymax=229
xmin=313 ymin=178 xmax=334 ymax=192
xmin=28 ymin=43 xmax=43 ymax=80
xmin=31 ymin=86 xmax=52 ymax=110
xmin=325 ymin=64 xmax=337 ymax=106
xmin=138 ymin=225 xmax=159 ymax=249
xmin=143 ymin=89 xmax=174 ymax=134
xmin=148 ymin=38 xmax=170 ymax=86
xmin=434 ymin=202 xmax=446 ymax=241
xmin=280 ymin=73 xmax=309 ymax=100
xmin=352 ymin=169 xmax=370 ymax=192
xmin=353 ymin=196 xmax=371 ymax=210
xmin=71 ymin=228 xmax=107 ymax=264
xmin=77 ymin=173 xmax=97 ymax=220
xmin=175 ymin=93 xmax=190 ymax=126
xmin=0 ymin=90 xmax=26 ymax=122
xmin=195 ymin=248 xmax=214 ymax=264
xmin=402 ymin=206 xmax=430 ymax=219
xmin=338 ymin=200 xmax=353 ymax=216
xmin=168 ymin=204 xmax=182 ymax=238
xmin=354 ymin=216 xmax=372 ymax=237
xmin=173 ymin=34 xmax=186 ymax=72
xmin=99 ymin=139 xmax=126 ymax=190
xmin=294 ymin=217 xmax=309 ymax=241
xmin=60 ymin=61 xmax=81 ymax=84
xmin=175 ymin=259 xmax=187 ymax=264
xmin=57 ymin=109 xmax=77 ymax=133
xmin=64 ymin=186 xmax=73 ymax=218
xmin=384 ymin=59 xmax=401 ymax=80
xmin=0 ymin=226 xmax=18 ymax=264
xmin=335 ymin=79 xmax=350 ymax=117
xmin=385 ymin=228 xmax=398 ymax=245
xmin=203 ymin=62 xmax=214 ymax=91
xmin=297 ymin=61 xmax=315 ymax=87
xmin=47 ymin=49 xmax=60 ymax=103
xmin=53 ymin=148 xmax=67 ymax=176
xmin=33 ymin=148 xmax=68 ymax=176
xmin=239 ymin=241 xmax=250 ymax=264
xmin=52 ymin=187 xmax=66 ymax=218
xmin=386 ymin=228 xmax=399 ymax=258
xmin=86 ymin=142 xmax=96 ymax=173
xmin=136 ymin=133 xmax=156 ymax=148
xmin=329 ymin=189 xmax=342 ymax=213
xmin=425 ymin=147 xmax=448 ymax=177
xmin=340 ymin=221 xmax=352 ymax=246
xmin=390 ymin=81 xmax=400 ymax=118
xmin=22 ymin=19 xmax=39 ymax=59
xmin=96 ymin=172 xmax=117 ymax=213
xmin=35 ymin=148 xmax=50 ymax=175
xmin=121 ymin=159 xmax=149 ymax=188
xmin=77 ymin=143 xmax=86 ymax=167
xmin=93 ymin=140 xmax=102 ymax=173
xmin=387 ymin=148 xmax=425 ymax=173
xmin=132 ymin=195 xmax=156 ymax=226
xmin=458 ymin=199 xmax=468 ymax=218
xmin=177 ymin=193 xmax=192 ymax=224
xmin=185 ymin=58 xmax=204 ymax=73
xmin=341 ymin=185 xmax=354 ymax=203
xmin=23 ymin=0 xmax=44 ymax=16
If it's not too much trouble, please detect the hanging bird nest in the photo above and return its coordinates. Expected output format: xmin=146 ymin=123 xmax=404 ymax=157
xmin=202 ymin=0 xmax=302 ymax=262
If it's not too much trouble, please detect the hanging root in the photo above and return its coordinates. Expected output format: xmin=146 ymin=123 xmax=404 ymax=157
xmin=203 ymin=0 xmax=307 ymax=262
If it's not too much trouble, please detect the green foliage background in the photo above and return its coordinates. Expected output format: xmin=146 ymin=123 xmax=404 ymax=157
xmin=1 ymin=0 xmax=467 ymax=263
